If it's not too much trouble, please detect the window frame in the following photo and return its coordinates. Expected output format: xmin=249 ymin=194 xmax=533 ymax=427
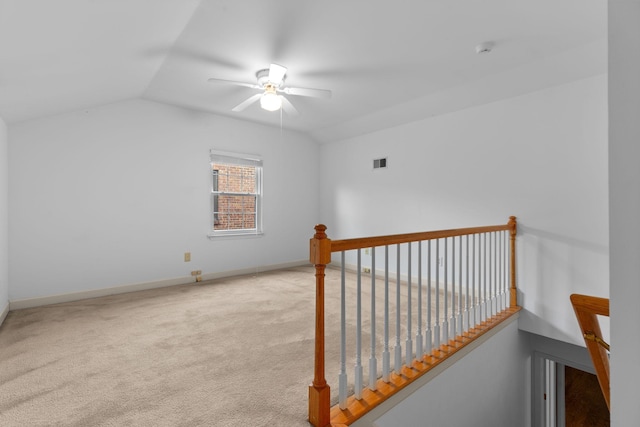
xmin=208 ymin=150 xmax=263 ymax=238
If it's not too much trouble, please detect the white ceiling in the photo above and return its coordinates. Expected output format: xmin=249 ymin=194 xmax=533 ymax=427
xmin=0 ymin=0 xmax=606 ymax=143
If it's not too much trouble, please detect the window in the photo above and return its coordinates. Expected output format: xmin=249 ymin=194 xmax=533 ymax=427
xmin=209 ymin=151 xmax=263 ymax=237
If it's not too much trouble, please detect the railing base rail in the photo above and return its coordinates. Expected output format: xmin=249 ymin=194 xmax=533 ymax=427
xmin=329 ymin=307 xmax=521 ymax=426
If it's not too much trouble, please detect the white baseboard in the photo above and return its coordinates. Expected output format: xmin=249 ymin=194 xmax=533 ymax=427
xmin=9 ymin=275 xmax=194 ymax=310
xmin=0 ymin=302 xmax=8 ymax=328
xmin=8 ymin=260 xmax=309 ymax=311
xmin=200 ymin=260 xmax=309 ymax=281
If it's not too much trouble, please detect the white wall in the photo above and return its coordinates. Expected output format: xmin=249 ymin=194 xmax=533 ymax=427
xmin=609 ymin=1 xmax=640 ymax=425
xmin=0 ymin=116 xmax=8 ymax=318
xmin=8 ymin=99 xmax=319 ymax=301
xmin=320 ymin=75 xmax=609 ymax=346
xmin=371 ymin=320 xmax=529 ymax=427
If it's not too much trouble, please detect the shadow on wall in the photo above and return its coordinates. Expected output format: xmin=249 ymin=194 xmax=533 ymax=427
xmin=518 ymin=225 xmax=608 ymax=255
xmin=519 ymin=310 xmax=580 ymax=344
xmin=517 ymin=224 xmax=609 ymax=346
xmin=519 ymin=225 xmax=609 ymax=302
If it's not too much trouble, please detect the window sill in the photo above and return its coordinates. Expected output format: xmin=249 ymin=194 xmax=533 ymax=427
xmin=207 ymin=231 xmax=264 ymax=239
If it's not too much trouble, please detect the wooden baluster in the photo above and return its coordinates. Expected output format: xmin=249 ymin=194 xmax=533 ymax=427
xmin=382 ymin=246 xmax=390 ymax=382
xmin=491 ymin=231 xmax=497 ymax=317
xmin=487 ymin=233 xmax=494 ymax=319
xmin=450 ymin=236 xmax=456 ymax=340
xmin=497 ymin=231 xmax=502 ymax=313
xmin=425 ymin=240 xmax=433 ymax=355
xmin=465 ymin=235 xmax=470 ymax=332
xmin=309 ymin=225 xmax=331 ymax=427
xmin=394 ymin=244 xmax=402 ymax=373
xmin=338 ymin=252 xmax=347 ymax=409
xmin=406 ymin=243 xmax=413 ymax=365
xmin=504 ymin=230 xmax=509 ymax=309
xmin=496 ymin=232 xmax=500 ymax=315
xmin=508 ymin=216 xmax=517 ymax=307
xmin=369 ymin=247 xmax=377 ymax=391
xmin=443 ymin=237 xmax=449 ymax=344
xmin=476 ymin=233 xmax=482 ymax=324
xmin=457 ymin=235 xmax=463 ymax=336
xmin=500 ymin=230 xmax=505 ymax=312
xmin=416 ymin=242 xmax=423 ymax=358
xmin=472 ymin=234 xmax=478 ymax=327
xmin=355 ymin=249 xmax=363 ymax=399
xmin=434 ymin=239 xmax=441 ymax=349
xmin=482 ymin=232 xmax=488 ymax=322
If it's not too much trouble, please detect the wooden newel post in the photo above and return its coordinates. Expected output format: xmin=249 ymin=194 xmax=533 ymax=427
xmin=309 ymin=224 xmax=332 ymax=427
xmin=508 ymin=216 xmax=518 ymax=307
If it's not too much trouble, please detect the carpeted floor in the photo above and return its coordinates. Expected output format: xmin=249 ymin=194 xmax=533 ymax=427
xmin=0 ymin=267 xmax=323 ymax=427
xmin=0 ymin=265 xmax=459 ymax=426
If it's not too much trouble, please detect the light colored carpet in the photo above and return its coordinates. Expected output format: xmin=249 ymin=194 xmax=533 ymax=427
xmin=1 ymin=267 xmax=321 ymax=426
xmin=0 ymin=265 xmax=468 ymax=426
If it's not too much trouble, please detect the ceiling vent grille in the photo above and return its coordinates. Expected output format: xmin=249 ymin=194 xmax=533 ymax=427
xmin=373 ymin=158 xmax=387 ymax=169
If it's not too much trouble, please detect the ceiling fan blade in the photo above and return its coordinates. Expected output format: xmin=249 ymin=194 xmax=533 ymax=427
xmin=207 ymin=77 xmax=260 ymax=90
xmin=268 ymin=63 xmax=287 ymax=85
xmin=282 ymin=86 xmax=332 ymax=99
xmin=232 ymin=94 xmax=262 ymax=112
xmin=143 ymin=46 xmax=244 ymax=71
xmin=280 ymin=96 xmax=299 ymax=116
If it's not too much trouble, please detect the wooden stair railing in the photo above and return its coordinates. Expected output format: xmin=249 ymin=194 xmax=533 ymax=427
xmin=309 ymin=224 xmax=332 ymax=427
xmin=309 ymin=217 xmax=519 ymax=427
xmin=570 ymin=294 xmax=610 ymax=410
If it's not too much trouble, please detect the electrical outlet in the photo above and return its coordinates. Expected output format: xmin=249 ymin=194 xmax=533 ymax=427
xmin=191 ymin=270 xmax=202 ymax=276
xmin=184 ymin=252 xmax=191 ymax=262
xmin=363 ymin=267 xmax=371 ymax=274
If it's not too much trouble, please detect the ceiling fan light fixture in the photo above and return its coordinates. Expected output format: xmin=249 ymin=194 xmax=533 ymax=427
xmin=260 ymin=86 xmax=281 ymax=111
xmin=209 ymin=63 xmax=331 ymax=114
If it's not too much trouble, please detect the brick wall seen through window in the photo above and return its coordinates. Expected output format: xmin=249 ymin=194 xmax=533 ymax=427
xmin=212 ymin=164 xmax=258 ymax=231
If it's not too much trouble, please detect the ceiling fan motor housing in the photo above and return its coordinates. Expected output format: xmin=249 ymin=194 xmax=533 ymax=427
xmin=256 ymin=68 xmax=285 ymax=88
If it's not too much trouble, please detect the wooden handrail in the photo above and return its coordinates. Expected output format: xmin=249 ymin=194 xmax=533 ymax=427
xmin=329 ymin=223 xmax=513 ymax=253
xmin=308 ymin=217 xmax=518 ymax=427
xmin=570 ymin=293 xmax=610 ymax=410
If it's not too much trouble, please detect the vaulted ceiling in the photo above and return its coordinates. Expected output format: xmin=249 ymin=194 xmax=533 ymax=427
xmin=0 ymin=0 xmax=606 ymax=143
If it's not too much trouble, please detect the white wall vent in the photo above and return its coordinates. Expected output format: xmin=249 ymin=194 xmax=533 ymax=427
xmin=373 ymin=157 xmax=387 ymax=169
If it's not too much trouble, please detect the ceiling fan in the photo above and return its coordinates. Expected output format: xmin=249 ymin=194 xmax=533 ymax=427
xmin=207 ymin=63 xmax=331 ymax=115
